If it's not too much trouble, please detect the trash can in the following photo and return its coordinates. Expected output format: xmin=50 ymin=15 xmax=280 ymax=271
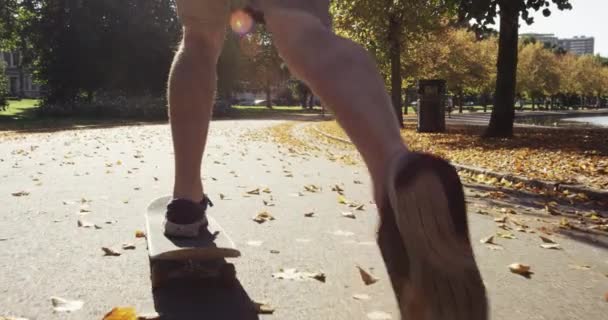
xmin=417 ymin=80 xmax=446 ymax=133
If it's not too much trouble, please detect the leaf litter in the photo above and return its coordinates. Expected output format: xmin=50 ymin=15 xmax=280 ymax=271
xmin=50 ymin=296 xmax=84 ymax=312
xmin=509 ymin=263 xmax=533 ymax=278
xmin=357 ymin=266 xmax=379 ymax=285
xmin=253 ymin=211 xmax=275 ymax=224
xmin=272 ymin=268 xmax=326 ymax=282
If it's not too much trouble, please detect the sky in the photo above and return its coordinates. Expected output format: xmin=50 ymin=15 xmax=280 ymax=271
xmin=495 ymin=0 xmax=607 ymax=56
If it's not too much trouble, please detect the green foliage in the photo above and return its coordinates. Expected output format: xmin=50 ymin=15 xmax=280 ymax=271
xmin=0 ymin=60 xmax=8 ymax=110
xmin=20 ymin=0 xmax=180 ymax=105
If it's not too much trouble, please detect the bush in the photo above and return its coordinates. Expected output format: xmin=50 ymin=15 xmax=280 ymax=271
xmin=0 ymin=61 xmax=8 ymax=111
xmin=37 ymin=91 xmax=168 ymax=120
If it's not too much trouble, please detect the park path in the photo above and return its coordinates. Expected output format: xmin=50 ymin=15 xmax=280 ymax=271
xmin=0 ymin=119 xmax=606 ymax=320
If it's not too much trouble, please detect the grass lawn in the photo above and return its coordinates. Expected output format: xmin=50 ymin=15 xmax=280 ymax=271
xmin=0 ymin=99 xmax=40 ymax=119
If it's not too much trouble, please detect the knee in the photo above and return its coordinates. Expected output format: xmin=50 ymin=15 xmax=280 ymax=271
xmin=178 ymin=27 xmax=225 ymax=62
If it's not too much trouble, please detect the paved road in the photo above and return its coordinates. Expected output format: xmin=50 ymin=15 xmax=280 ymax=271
xmin=1 ymin=120 xmax=606 ymax=319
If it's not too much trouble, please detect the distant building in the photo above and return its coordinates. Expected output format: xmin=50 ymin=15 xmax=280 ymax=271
xmin=1 ymin=51 xmax=42 ymax=98
xmin=520 ymin=33 xmax=595 ymax=55
xmin=558 ymin=36 xmax=595 ymax=56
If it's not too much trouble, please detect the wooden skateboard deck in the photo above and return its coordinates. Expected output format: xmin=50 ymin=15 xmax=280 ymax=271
xmin=145 ymin=196 xmax=240 ymax=289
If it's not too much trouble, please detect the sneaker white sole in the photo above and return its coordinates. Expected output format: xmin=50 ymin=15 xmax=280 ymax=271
xmin=163 ymin=217 xmax=208 ymax=238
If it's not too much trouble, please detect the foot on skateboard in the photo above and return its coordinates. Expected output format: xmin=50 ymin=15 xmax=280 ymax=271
xmin=377 ymin=152 xmax=488 ymax=320
xmin=146 ymin=196 xmax=240 ymax=290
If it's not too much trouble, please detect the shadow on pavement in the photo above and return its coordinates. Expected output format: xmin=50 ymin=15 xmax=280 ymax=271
xmin=153 ymin=279 xmax=259 ymax=320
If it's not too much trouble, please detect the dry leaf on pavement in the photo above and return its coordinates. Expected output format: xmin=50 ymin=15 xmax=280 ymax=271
xmin=135 ymin=230 xmax=146 ymax=238
xmin=11 ymin=191 xmax=30 ymax=197
xmin=102 ymin=307 xmax=137 ymax=320
xmin=253 ymin=211 xmax=275 ymax=224
xmin=497 ymin=231 xmax=516 ymax=240
xmin=262 ymin=187 xmax=271 ymax=194
xmin=122 ymin=243 xmax=136 ymax=250
xmin=357 ymin=266 xmax=379 ymax=285
xmin=252 ymin=301 xmax=275 ymax=314
xmin=332 ymin=185 xmax=345 ymax=194
xmin=50 ymin=296 xmax=84 ymax=312
xmin=102 ymin=247 xmax=121 ymax=256
xmin=509 ymin=263 xmax=532 ymax=277
xmin=272 ymin=269 xmax=325 ymax=282
xmin=304 ymin=211 xmax=315 ymax=217
xmin=569 ymin=264 xmax=591 ymax=270
xmin=352 ymin=293 xmax=371 ymax=301
xmin=338 ymin=195 xmax=348 ymax=204
xmin=342 ymin=212 xmax=356 ymax=219
xmin=77 ymin=219 xmax=95 ymax=228
xmin=480 ymin=235 xmax=495 ymax=244
xmin=246 ymin=188 xmax=260 ymax=195
xmin=304 ymin=185 xmax=321 ymax=193
xmin=539 ymin=236 xmax=556 ymax=244
xmin=540 ymin=244 xmax=561 ymax=250
xmin=494 ymin=216 xmax=507 ymax=223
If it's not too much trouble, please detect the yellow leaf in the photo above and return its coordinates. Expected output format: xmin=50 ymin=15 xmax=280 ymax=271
xmin=102 ymin=307 xmax=137 ymax=320
xmin=135 ymin=230 xmax=146 ymax=238
xmin=338 ymin=195 xmax=348 ymax=204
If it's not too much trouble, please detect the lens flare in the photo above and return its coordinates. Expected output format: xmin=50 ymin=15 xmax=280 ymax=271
xmin=230 ymin=10 xmax=254 ymax=35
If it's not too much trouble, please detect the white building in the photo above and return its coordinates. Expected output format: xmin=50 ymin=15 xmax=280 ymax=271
xmin=1 ymin=51 xmax=42 ymax=98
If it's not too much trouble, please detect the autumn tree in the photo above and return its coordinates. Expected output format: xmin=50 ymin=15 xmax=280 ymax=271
xmin=332 ymin=0 xmax=457 ymax=127
xmin=575 ymin=55 xmax=605 ymax=108
xmin=0 ymin=60 xmax=8 ymax=110
xmin=517 ymin=42 xmax=560 ymax=110
xmin=459 ymin=0 xmax=573 ymax=137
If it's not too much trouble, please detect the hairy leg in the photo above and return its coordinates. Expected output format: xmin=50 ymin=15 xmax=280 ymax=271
xmin=261 ymin=7 xmax=407 ymax=203
xmin=168 ymin=26 xmax=225 ymax=202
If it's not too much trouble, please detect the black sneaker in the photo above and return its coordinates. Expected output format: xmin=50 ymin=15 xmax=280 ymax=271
xmin=163 ymin=196 xmax=213 ymax=238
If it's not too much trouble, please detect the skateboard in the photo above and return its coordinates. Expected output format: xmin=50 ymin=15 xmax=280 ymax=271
xmin=145 ymin=196 xmax=241 ymax=289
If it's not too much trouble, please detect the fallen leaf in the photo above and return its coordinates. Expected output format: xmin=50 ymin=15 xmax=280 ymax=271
xmin=246 ymin=188 xmax=260 ymax=195
xmin=137 ymin=312 xmax=160 ymax=320
xmin=332 ymin=185 xmax=345 ymax=194
xmin=122 ymin=243 xmax=136 ymax=250
xmin=539 ymin=236 xmax=556 ymax=244
xmin=304 ymin=185 xmax=321 ymax=193
xmin=497 ymin=231 xmax=516 ymax=240
xmin=569 ymin=264 xmax=591 ymax=270
xmin=219 ymin=193 xmax=227 ymax=200
xmin=540 ymin=244 xmax=561 ymax=250
xmin=102 ymin=307 xmax=137 ymax=320
xmin=476 ymin=210 xmax=490 ymax=215
xmin=252 ymin=301 xmax=275 ymax=314
xmin=304 ymin=211 xmax=315 ymax=217
xmin=355 ymin=204 xmax=365 ymax=211
xmin=367 ymin=311 xmax=392 ymax=319
xmin=135 ymin=230 xmax=146 ymax=238
xmin=338 ymin=195 xmax=348 ymax=204
xmin=353 ymin=180 xmax=363 ymax=184
xmin=77 ymin=219 xmax=94 ymax=228
xmin=357 ymin=266 xmax=379 ymax=285
xmin=559 ymin=218 xmax=572 ymax=229
xmin=352 ymin=293 xmax=371 ymax=301
xmin=11 ymin=191 xmax=29 ymax=197
xmin=102 ymin=247 xmax=121 ymax=256
xmin=262 ymin=187 xmax=271 ymax=194
xmin=480 ymin=235 xmax=495 ymax=244
xmin=342 ymin=212 xmax=356 ymax=219
xmin=50 ymin=296 xmax=84 ymax=313
xmin=253 ymin=211 xmax=275 ymax=224
xmin=270 ymin=250 xmax=280 ymax=254
xmin=272 ymin=269 xmax=325 ymax=282
xmin=509 ymin=263 xmax=532 ymax=277
xmin=494 ymin=216 xmax=507 ymax=223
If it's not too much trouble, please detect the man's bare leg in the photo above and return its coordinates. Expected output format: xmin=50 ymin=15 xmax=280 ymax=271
xmin=261 ymin=6 xmax=487 ymax=320
xmin=260 ymin=9 xmax=406 ymax=202
xmin=168 ymin=27 xmax=225 ymax=203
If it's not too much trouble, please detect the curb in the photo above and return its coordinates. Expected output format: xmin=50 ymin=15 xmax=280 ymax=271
xmin=311 ymin=127 xmax=608 ymax=202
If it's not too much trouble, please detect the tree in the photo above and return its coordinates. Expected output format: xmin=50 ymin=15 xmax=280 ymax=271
xmin=332 ymin=0 xmax=456 ymax=127
xmin=575 ymin=55 xmax=604 ymax=108
xmin=459 ymin=0 xmax=573 ymax=137
xmin=239 ymin=26 xmax=287 ymax=109
xmin=0 ymin=59 xmax=8 ymax=110
xmin=517 ymin=42 xmax=560 ymax=110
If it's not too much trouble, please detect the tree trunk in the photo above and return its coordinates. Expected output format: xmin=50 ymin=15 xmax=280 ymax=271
xmin=531 ymin=98 xmax=535 ymax=111
xmin=308 ymin=95 xmax=315 ymax=109
xmin=485 ymin=1 xmax=518 ymax=137
xmin=458 ymin=91 xmax=464 ymax=113
xmin=389 ymin=17 xmax=404 ymax=128
xmin=265 ymin=85 xmax=272 ymax=109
